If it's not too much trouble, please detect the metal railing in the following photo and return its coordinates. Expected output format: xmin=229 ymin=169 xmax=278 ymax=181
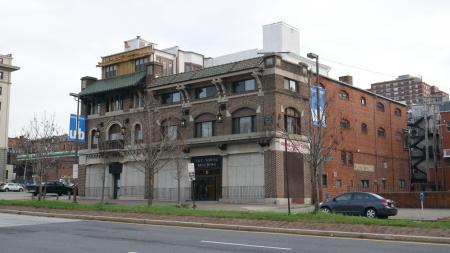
xmin=221 ymin=186 xmax=265 ymax=202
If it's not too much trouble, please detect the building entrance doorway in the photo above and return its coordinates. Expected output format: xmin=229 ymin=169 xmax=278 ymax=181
xmin=109 ymin=163 xmax=122 ymax=199
xmin=191 ymin=156 xmax=222 ymax=201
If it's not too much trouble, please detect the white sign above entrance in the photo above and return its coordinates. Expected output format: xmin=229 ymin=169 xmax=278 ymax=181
xmin=272 ymin=138 xmax=310 ymax=154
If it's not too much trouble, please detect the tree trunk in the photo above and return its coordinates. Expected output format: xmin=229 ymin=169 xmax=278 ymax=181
xmin=147 ymin=174 xmax=153 ymax=207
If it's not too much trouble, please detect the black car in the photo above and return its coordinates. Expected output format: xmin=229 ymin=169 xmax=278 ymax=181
xmin=319 ymin=192 xmax=397 ymax=218
xmin=27 ymin=181 xmax=73 ymax=196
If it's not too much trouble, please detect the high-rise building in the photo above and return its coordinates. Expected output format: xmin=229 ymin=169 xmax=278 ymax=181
xmin=0 ymin=54 xmax=19 ymax=183
xmin=368 ymin=75 xmax=448 ymax=106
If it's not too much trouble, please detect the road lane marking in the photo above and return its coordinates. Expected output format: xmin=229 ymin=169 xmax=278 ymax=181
xmin=91 ymin=220 xmax=450 ymax=248
xmin=200 ymin=240 xmax=292 ymax=251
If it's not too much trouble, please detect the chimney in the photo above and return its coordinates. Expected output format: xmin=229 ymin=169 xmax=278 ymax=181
xmin=80 ymin=76 xmax=98 ymax=91
xmin=146 ymin=61 xmax=164 ymax=81
xmin=339 ymin=75 xmax=353 ymax=85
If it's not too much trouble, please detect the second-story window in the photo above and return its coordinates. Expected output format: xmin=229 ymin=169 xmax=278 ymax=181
xmin=232 ymin=108 xmax=256 ymax=134
xmin=135 ymin=57 xmax=148 ymax=72
xmin=105 ymin=65 xmax=117 ymax=78
xmin=233 ymin=79 xmax=256 ymax=93
xmin=394 ymin=108 xmax=402 ymax=116
xmin=194 ymin=114 xmax=216 ymax=138
xmin=162 ymin=91 xmax=181 ymax=104
xmin=134 ymin=124 xmax=143 ymax=143
xmin=284 ymin=78 xmax=298 ymax=92
xmin=0 ymin=71 xmax=3 ymax=79
xmin=108 ymin=124 xmax=123 ymax=141
xmin=195 ymin=85 xmax=217 ymax=99
xmin=284 ymin=108 xmax=300 ymax=134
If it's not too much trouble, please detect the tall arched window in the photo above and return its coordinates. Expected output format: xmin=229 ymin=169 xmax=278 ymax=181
xmin=377 ymin=102 xmax=385 ymax=112
xmin=194 ymin=113 xmax=215 ymax=138
xmin=232 ymin=108 xmax=256 ymax=134
xmin=284 ymin=108 xmax=300 ymax=134
xmin=161 ymin=119 xmax=178 ymax=140
xmin=134 ymin=124 xmax=143 ymax=143
xmin=394 ymin=108 xmax=402 ymax=116
xmin=90 ymin=130 xmax=98 ymax=149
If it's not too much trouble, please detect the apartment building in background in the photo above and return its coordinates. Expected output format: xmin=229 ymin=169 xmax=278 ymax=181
xmin=368 ymin=74 xmax=448 ymax=106
xmin=0 ymin=54 xmax=19 ymax=183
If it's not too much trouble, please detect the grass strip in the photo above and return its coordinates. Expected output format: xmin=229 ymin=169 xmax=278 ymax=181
xmin=0 ymin=199 xmax=449 ymax=230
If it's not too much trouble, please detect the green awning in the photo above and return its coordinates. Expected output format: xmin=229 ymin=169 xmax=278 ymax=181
xmin=17 ymin=151 xmax=76 ymax=161
xmin=79 ymin=71 xmax=146 ymax=96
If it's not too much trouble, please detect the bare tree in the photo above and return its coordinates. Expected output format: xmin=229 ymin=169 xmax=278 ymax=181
xmin=126 ymin=91 xmax=179 ymax=206
xmin=22 ymin=114 xmax=61 ymax=201
xmin=279 ymin=86 xmax=340 ymax=212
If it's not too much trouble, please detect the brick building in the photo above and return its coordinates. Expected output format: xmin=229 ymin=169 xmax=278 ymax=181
xmin=368 ymin=74 xmax=448 ymax=106
xmin=77 ymin=44 xmax=313 ymax=204
xmin=8 ymin=135 xmax=76 ymax=183
xmin=316 ymin=75 xmax=410 ymax=199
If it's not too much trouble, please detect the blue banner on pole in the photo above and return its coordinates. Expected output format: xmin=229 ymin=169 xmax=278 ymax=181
xmin=310 ymin=85 xmax=326 ymax=127
xmin=68 ymin=114 xmax=86 ymax=142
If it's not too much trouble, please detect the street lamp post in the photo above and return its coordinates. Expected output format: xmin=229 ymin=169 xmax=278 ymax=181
xmin=307 ymin=52 xmax=323 ymax=207
xmin=69 ymin=92 xmax=81 ymax=203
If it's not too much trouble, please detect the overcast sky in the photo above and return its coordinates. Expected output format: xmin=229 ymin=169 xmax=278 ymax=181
xmin=2 ymin=0 xmax=449 ymax=137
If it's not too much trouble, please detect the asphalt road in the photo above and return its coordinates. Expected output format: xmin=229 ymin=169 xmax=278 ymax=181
xmin=0 ymin=213 xmax=448 ymax=253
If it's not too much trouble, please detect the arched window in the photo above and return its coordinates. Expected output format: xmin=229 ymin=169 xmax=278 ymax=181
xmin=108 ymin=124 xmax=123 ymax=140
xmin=194 ymin=113 xmax=216 ymax=138
xmin=394 ymin=108 xmax=402 ymax=116
xmin=360 ymin=96 xmax=366 ymax=106
xmin=232 ymin=108 xmax=256 ymax=134
xmin=339 ymin=90 xmax=349 ymax=100
xmin=340 ymin=119 xmax=350 ymax=129
xmin=134 ymin=124 xmax=143 ymax=143
xmin=377 ymin=127 xmax=386 ymax=137
xmin=377 ymin=102 xmax=385 ymax=112
xmin=90 ymin=130 xmax=98 ymax=149
xmin=284 ymin=108 xmax=300 ymax=134
xmin=161 ymin=118 xmax=178 ymax=140
xmin=361 ymin=123 xmax=368 ymax=134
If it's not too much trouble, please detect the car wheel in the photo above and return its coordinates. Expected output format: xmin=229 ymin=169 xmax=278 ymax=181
xmin=4 ymin=188 xmax=9 ymax=192
xmin=19 ymin=188 xmax=23 ymax=192
xmin=320 ymin=207 xmax=331 ymax=214
xmin=365 ymin=208 xmax=377 ymax=218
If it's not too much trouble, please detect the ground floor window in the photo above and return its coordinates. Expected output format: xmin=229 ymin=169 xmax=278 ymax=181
xmin=399 ymin=179 xmax=405 ymax=189
xmin=322 ymin=174 xmax=327 ymax=187
xmin=335 ymin=179 xmax=342 ymax=188
xmin=361 ymin=180 xmax=369 ymax=188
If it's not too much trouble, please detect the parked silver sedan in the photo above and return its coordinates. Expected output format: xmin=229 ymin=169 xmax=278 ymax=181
xmin=0 ymin=183 xmax=25 ymax=192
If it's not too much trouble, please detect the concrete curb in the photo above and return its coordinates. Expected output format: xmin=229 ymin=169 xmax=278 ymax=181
xmin=1 ymin=209 xmax=449 ymax=245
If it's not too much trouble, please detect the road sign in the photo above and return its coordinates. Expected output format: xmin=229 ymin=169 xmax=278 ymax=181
xmin=187 ymin=163 xmax=195 ymax=181
xmin=72 ymin=164 xmax=78 ymax=179
xmin=419 ymin=192 xmax=424 ymax=201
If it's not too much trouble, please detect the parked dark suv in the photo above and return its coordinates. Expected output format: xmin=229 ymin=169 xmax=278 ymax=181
xmin=27 ymin=181 xmax=73 ymax=196
xmin=319 ymin=192 xmax=397 ymax=218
